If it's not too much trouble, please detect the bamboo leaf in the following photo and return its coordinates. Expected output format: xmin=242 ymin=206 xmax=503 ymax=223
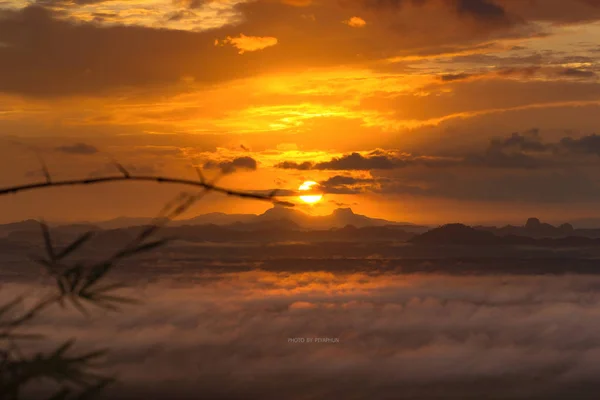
xmin=47 ymin=388 xmax=71 ymax=400
xmin=51 ymin=340 xmax=76 ymax=358
xmin=68 ymin=296 xmax=90 ymax=317
xmin=0 ymin=296 xmax=24 ymax=318
xmin=111 ymin=160 xmax=130 ymax=178
xmin=56 ymin=232 xmax=95 ymax=260
xmin=38 ymin=220 xmax=55 ymax=262
xmin=195 ymin=166 xmax=205 ymax=183
xmin=35 ymin=151 xmax=52 ymax=184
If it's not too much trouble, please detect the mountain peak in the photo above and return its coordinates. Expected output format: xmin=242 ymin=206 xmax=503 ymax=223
xmin=332 ymin=208 xmax=355 ymax=216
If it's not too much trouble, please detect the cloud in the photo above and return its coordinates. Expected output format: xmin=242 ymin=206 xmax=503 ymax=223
xmin=559 ymin=134 xmax=600 ymax=157
xmin=455 ymin=0 xmax=506 ymax=20
xmin=10 ymin=272 xmax=600 ymax=399
xmin=343 ymin=16 xmax=367 ymax=27
xmin=353 ymin=0 xmax=509 ymax=22
xmin=277 ymin=151 xmax=411 ymax=171
xmin=35 ymin=0 xmax=246 ymax=31
xmin=315 ymin=151 xmax=408 ymax=170
xmin=439 ymin=72 xmax=477 ymax=82
xmin=560 ymin=68 xmax=597 ymax=79
xmin=5 ymin=0 xmax=599 ymax=98
xmin=280 ymin=0 xmax=313 ymax=6
xmin=439 ymin=67 xmax=544 ymax=83
xmin=54 ymin=142 xmax=99 ymax=155
xmin=278 ymin=130 xmax=600 ymax=175
xmin=462 ymin=129 xmax=554 ymax=169
xmin=0 ymin=5 xmax=286 ymax=96
xmin=275 ymin=161 xmax=315 ymax=170
xmin=203 ymin=156 xmax=258 ymax=174
xmin=216 ymin=34 xmax=279 ymax=54
xmin=488 ymin=129 xmax=549 ymax=153
xmin=272 ymin=130 xmax=600 ymax=203
xmin=367 ymin=129 xmax=600 ymax=202
xmin=319 ymin=175 xmax=377 ymax=194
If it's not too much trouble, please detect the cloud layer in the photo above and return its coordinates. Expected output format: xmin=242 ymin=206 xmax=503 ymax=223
xmin=9 ymin=271 xmax=600 ymax=399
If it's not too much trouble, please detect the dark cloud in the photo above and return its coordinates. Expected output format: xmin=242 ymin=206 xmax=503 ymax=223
xmin=55 ymin=142 xmax=99 ymax=155
xmin=315 ymin=152 xmax=407 ymax=170
xmin=496 ymin=66 xmax=541 ymax=77
xmin=499 ymin=0 xmax=600 ymax=24
xmin=203 ymin=156 xmax=258 ymax=174
xmin=40 ymin=0 xmax=109 ymax=5
xmin=164 ymin=9 xmax=198 ymax=22
xmin=462 ymin=129 xmax=553 ymax=170
xmin=439 ymin=72 xmax=477 ymax=82
xmin=0 ymin=3 xmax=382 ymax=96
xmin=319 ymin=175 xmax=377 ymax=194
xmin=560 ymin=68 xmax=597 ymax=78
xmin=0 ymin=6 xmax=235 ymax=96
xmin=3 ymin=0 xmax=598 ymax=97
xmin=273 ymin=131 xmax=600 ymax=202
xmin=321 ymin=175 xmax=373 ymax=186
xmin=275 ymin=161 xmax=314 ymax=170
xmin=328 ymin=199 xmax=359 ymax=207
xmin=559 ymin=134 xmax=600 ymax=157
xmin=276 ymin=152 xmax=409 ymax=171
xmin=277 ymin=131 xmax=600 ymax=174
xmin=456 ymin=0 xmax=506 ymax=19
xmin=488 ymin=129 xmax=549 ymax=153
xmin=355 ymin=0 xmax=507 ymax=20
xmin=464 ymin=150 xmax=546 ymax=169
xmin=439 ymin=66 xmax=552 ymax=82
xmin=374 ymin=168 xmax=600 ymax=202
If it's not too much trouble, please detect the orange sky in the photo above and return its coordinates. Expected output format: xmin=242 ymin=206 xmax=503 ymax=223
xmin=1 ymin=0 xmax=600 ymax=224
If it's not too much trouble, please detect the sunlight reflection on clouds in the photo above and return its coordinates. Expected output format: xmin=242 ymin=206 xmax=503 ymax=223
xmin=6 ymin=271 xmax=600 ymax=398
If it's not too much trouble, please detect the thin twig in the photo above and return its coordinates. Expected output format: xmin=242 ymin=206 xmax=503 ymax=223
xmin=0 ymin=175 xmax=295 ymax=207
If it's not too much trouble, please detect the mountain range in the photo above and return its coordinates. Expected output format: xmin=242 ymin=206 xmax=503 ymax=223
xmin=53 ymin=206 xmax=426 ymax=231
xmin=411 ymin=223 xmax=600 ymax=247
xmin=4 ymin=209 xmax=600 ymax=249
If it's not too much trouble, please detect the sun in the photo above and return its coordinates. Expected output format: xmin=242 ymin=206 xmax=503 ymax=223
xmin=298 ymin=181 xmax=323 ymax=204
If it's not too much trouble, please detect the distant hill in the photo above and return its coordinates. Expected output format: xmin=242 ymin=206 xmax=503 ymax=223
xmin=20 ymin=207 xmax=427 ymax=232
xmin=0 ymin=219 xmax=41 ymax=237
xmin=0 ymin=207 xmax=424 ymax=247
xmin=411 ymin=224 xmax=499 ymax=245
xmin=94 ymin=217 xmax=156 ymax=230
xmin=145 ymin=223 xmax=416 ymax=243
xmin=476 ymin=217 xmax=600 ymax=238
xmin=173 ymin=212 xmax=256 ymax=227
xmin=253 ymin=206 xmax=425 ymax=230
xmin=225 ymin=218 xmax=303 ymax=231
xmin=411 ymin=223 xmax=600 ymax=247
xmin=569 ymin=218 xmax=600 ymax=229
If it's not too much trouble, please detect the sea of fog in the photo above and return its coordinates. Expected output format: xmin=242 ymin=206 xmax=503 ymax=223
xmin=4 ymin=267 xmax=600 ymax=399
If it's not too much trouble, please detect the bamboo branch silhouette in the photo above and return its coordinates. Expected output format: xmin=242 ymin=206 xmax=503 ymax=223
xmin=0 ymin=141 xmax=296 ymax=206
xmin=0 ymin=154 xmax=294 ymax=399
xmin=0 ymin=175 xmax=294 ymax=207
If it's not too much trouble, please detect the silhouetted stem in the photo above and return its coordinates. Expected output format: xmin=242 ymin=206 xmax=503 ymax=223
xmin=0 ymin=175 xmax=295 ymax=207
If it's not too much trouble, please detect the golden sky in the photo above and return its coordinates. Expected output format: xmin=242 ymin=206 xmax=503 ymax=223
xmin=1 ymin=0 xmax=600 ymax=224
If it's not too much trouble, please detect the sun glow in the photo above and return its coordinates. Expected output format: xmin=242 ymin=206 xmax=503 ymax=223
xmin=298 ymin=181 xmax=323 ymax=204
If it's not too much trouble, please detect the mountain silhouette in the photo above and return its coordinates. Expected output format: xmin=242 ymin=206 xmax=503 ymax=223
xmin=411 ymin=224 xmax=499 ymax=245
xmin=476 ymin=218 xmax=584 ymax=238
xmin=254 ymin=205 xmax=417 ymax=229
xmin=411 ymin=223 xmax=600 ymax=247
xmin=91 ymin=206 xmax=422 ymax=231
